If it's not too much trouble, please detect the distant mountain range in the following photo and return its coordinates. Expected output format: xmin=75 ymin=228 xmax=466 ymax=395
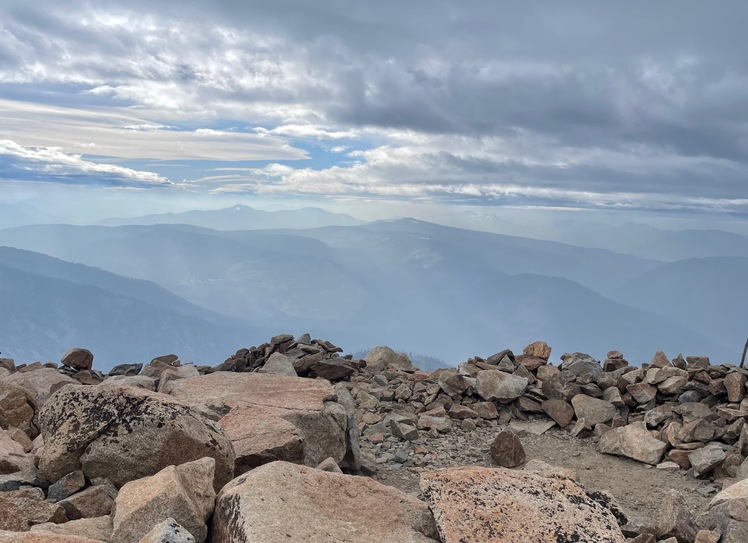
xmin=1 ymin=218 xmax=742 ymax=370
xmin=98 ymin=204 xmax=364 ymax=230
xmin=443 ymin=213 xmax=748 ymax=262
xmin=0 ymin=247 xmax=262 ymax=367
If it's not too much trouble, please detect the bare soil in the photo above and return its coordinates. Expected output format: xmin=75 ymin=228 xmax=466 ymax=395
xmin=368 ymin=424 xmax=712 ymax=530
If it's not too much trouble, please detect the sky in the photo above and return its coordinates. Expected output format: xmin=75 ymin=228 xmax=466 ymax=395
xmin=1 ymin=1 xmax=748 ymax=225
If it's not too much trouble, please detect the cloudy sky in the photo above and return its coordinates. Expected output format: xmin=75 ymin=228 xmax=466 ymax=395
xmin=2 ymin=1 xmax=748 ymax=222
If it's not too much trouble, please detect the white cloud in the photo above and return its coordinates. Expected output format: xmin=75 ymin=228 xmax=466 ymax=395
xmin=0 ymin=139 xmax=172 ymax=186
xmin=0 ymin=99 xmax=307 ymax=161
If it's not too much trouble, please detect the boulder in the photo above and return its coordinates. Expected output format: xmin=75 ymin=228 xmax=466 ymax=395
xmin=112 ymin=458 xmax=215 ymax=543
xmin=475 ymin=370 xmax=527 ymax=403
xmin=0 ymin=383 xmax=38 ymax=438
xmin=541 ymin=399 xmax=575 ymax=427
xmin=100 ymin=375 xmax=156 ymax=391
xmin=212 ymin=461 xmax=438 ymax=542
xmin=597 ymin=422 xmax=667 ymax=465
xmin=60 ymin=349 xmax=94 ymax=371
xmin=420 ymin=466 xmax=626 ymax=543
xmin=309 ymin=359 xmax=355 ymax=381
xmin=523 ymin=341 xmax=551 ymax=360
xmin=489 ymin=429 xmax=525 ymax=467
xmin=38 ymin=385 xmax=234 ymax=491
xmin=656 ymin=489 xmax=700 ymax=541
xmin=58 ymin=486 xmax=114 ymax=520
xmin=1 ymin=368 xmax=77 ymax=406
xmin=164 ymin=372 xmax=352 ymax=475
xmin=217 ymin=404 xmax=304 ymax=473
xmin=156 ymin=365 xmax=200 ymax=393
xmin=571 ymin=394 xmax=617 ymax=429
xmin=0 ymin=467 xmax=48 ymax=492
xmin=363 ymin=346 xmax=416 ymax=373
xmin=725 ymin=372 xmax=747 ymax=403
xmin=30 ymin=517 xmax=112 ymax=542
xmin=710 ymin=477 xmax=748 ymax=508
xmin=0 ymin=487 xmax=67 ymax=531
xmin=689 ymin=443 xmax=727 ymax=477
xmin=0 ymin=427 xmax=34 ymax=474
xmin=332 ymin=383 xmax=361 ymax=472
xmin=627 ymin=383 xmax=657 ymax=404
xmin=438 ymin=373 xmax=470 ymax=397
xmin=256 ymin=352 xmax=297 ymax=376
xmin=0 ymin=358 xmax=15 ymax=373
xmin=541 ymin=373 xmax=581 ymax=402
xmin=559 ymin=353 xmax=602 ymax=379
xmin=108 ymin=363 xmax=143 ymax=377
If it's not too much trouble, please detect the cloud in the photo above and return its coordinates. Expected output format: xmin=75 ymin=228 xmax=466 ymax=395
xmin=2 ymin=1 xmax=748 ymax=212
xmin=0 ymin=139 xmax=172 ymax=187
xmin=0 ymin=98 xmax=307 ymax=161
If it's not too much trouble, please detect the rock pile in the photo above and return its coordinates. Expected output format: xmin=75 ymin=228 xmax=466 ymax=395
xmin=1 ymin=335 xmax=747 ymax=542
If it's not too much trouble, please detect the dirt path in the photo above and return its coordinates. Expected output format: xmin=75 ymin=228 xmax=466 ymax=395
xmin=367 ymin=423 xmax=712 ymax=530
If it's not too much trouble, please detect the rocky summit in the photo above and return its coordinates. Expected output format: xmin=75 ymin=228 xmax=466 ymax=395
xmin=1 ymin=337 xmax=748 ymax=542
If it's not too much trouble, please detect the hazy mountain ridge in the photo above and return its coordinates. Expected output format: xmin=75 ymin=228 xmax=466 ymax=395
xmin=0 ymin=219 xmax=738 ymax=368
xmin=610 ymin=256 xmax=748 ymax=348
xmin=98 ymin=204 xmax=365 ymax=230
xmin=443 ymin=213 xmax=748 ymax=262
xmin=0 ymin=256 xmax=262 ymax=366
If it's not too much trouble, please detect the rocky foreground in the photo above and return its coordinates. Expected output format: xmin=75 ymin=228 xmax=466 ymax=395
xmin=1 ymin=336 xmax=748 ymax=542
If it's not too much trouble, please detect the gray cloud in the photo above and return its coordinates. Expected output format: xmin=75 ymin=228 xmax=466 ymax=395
xmin=1 ymin=0 xmax=748 ymax=210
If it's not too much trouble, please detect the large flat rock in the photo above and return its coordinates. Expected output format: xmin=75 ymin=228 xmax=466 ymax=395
xmin=162 ymin=372 xmax=335 ymax=411
xmin=212 ymin=461 xmax=439 ymax=542
xmin=165 ymin=373 xmax=351 ymax=474
xmin=420 ymin=466 xmax=626 ymax=543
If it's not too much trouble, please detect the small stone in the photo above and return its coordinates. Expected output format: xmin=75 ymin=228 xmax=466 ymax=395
xmin=417 ymin=415 xmax=452 ymax=433
xmin=656 ymin=461 xmax=681 ymax=471
xmin=391 ymin=420 xmax=419 ymax=441
xmin=138 ymin=518 xmax=196 ymax=543
xmin=447 ymin=404 xmax=479 ymax=420
xmin=461 ymin=419 xmax=477 ymax=432
xmin=694 ymin=530 xmax=721 ymax=543
xmin=471 ymin=402 xmax=498 ymax=420
xmin=316 ymin=457 xmax=343 ymax=474
xmin=523 ymin=459 xmax=577 ymax=481
xmin=489 ymin=429 xmax=526 ymax=468
xmin=47 ymin=471 xmax=86 ymax=502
